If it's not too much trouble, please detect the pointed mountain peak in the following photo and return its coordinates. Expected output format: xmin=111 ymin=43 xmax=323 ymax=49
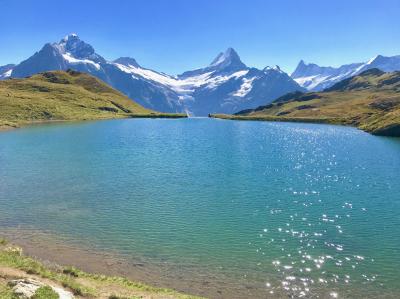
xmin=295 ymin=59 xmax=314 ymax=69
xmin=61 ymin=33 xmax=80 ymax=43
xmin=113 ymin=57 xmax=140 ymax=68
xmin=298 ymin=59 xmax=306 ymax=66
xmin=207 ymin=47 xmax=246 ymax=73
xmin=367 ymin=54 xmax=384 ymax=65
xmin=291 ymin=59 xmax=321 ymax=78
xmin=56 ymin=33 xmax=104 ymax=63
xmin=210 ymin=47 xmax=242 ymax=66
xmin=59 ymin=33 xmax=89 ymax=50
xmin=178 ymin=47 xmax=247 ymax=78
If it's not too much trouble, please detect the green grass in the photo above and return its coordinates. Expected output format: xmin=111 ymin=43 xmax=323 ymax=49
xmin=0 ymin=242 xmax=204 ymax=299
xmin=108 ymin=295 xmax=142 ymax=299
xmin=0 ymin=282 xmax=18 ymax=299
xmin=212 ymin=69 xmax=400 ymax=137
xmin=58 ymin=266 xmax=202 ymax=299
xmin=32 ymin=286 xmax=59 ymax=299
xmin=0 ymin=245 xmax=94 ymax=296
xmin=0 ymin=70 xmax=186 ymax=130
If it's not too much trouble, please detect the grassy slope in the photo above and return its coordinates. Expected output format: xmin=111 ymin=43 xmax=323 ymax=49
xmin=211 ymin=69 xmax=400 ymax=136
xmin=0 ymin=70 xmax=185 ymax=130
xmin=0 ymin=239 xmax=203 ymax=299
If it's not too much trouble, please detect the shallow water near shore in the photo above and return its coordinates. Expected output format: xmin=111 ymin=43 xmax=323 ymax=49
xmin=1 ymin=118 xmax=400 ymax=298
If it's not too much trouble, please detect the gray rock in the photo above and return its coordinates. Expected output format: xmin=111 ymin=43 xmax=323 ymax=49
xmin=8 ymin=278 xmax=74 ymax=299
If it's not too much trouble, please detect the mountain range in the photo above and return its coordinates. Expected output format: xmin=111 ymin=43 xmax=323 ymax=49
xmin=1 ymin=34 xmax=400 ymax=115
xmin=0 ymin=34 xmax=303 ymax=116
xmin=291 ymin=55 xmax=400 ymax=91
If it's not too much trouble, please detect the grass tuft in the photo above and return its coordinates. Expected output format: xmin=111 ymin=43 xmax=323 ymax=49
xmin=62 ymin=266 xmax=80 ymax=277
xmin=0 ymin=282 xmax=18 ymax=299
xmin=32 ymin=286 xmax=59 ymax=299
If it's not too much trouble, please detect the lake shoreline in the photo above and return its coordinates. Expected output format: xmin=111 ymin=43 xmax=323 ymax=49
xmin=208 ymin=114 xmax=400 ymax=137
xmin=0 ymin=228 xmax=272 ymax=299
xmin=1 ymin=228 xmax=399 ymax=299
xmin=0 ymin=113 xmax=187 ymax=132
xmin=0 ymin=236 xmax=204 ymax=299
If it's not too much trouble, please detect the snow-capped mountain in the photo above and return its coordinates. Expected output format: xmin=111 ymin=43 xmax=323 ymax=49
xmin=10 ymin=34 xmax=184 ymax=112
xmin=179 ymin=47 xmax=246 ymax=79
xmin=292 ymin=55 xmax=400 ymax=91
xmin=0 ymin=64 xmax=15 ymax=79
xmin=110 ymin=47 xmax=302 ymax=115
xmin=179 ymin=59 xmax=304 ymax=115
xmin=5 ymin=34 xmax=304 ymax=115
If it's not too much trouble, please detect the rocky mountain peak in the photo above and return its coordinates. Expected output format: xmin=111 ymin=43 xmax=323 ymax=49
xmin=209 ymin=47 xmax=246 ymax=71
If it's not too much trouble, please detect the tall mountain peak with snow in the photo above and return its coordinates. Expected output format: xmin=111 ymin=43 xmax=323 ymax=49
xmin=179 ymin=47 xmax=247 ymax=79
xmin=57 ymin=34 xmax=105 ymax=63
xmin=209 ymin=47 xmax=246 ymax=70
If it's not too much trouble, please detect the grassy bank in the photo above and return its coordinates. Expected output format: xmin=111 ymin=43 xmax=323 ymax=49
xmin=0 ymin=238 xmax=203 ymax=299
xmin=0 ymin=70 xmax=186 ymax=131
xmin=212 ymin=69 xmax=400 ymax=137
xmin=210 ymin=113 xmax=344 ymax=125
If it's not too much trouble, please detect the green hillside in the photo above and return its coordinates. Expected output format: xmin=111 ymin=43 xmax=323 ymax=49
xmin=211 ymin=69 xmax=400 ymax=137
xmin=0 ymin=69 xmax=185 ymax=130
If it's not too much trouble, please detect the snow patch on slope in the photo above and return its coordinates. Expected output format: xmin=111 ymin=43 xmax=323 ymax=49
xmin=114 ymin=63 xmax=249 ymax=93
xmin=294 ymin=75 xmax=330 ymax=90
xmin=0 ymin=69 xmax=12 ymax=79
xmin=62 ymin=53 xmax=100 ymax=70
xmin=205 ymin=70 xmax=249 ymax=89
xmin=233 ymin=76 xmax=257 ymax=97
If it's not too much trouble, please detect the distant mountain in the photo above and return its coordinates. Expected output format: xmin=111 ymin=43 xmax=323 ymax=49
xmin=292 ymin=55 xmax=400 ymax=91
xmin=0 ymin=70 xmax=183 ymax=130
xmin=4 ymin=34 xmax=304 ymax=115
xmin=179 ymin=47 xmax=246 ymax=78
xmin=8 ymin=34 xmax=188 ymax=112
xmin=0 ymin=64 xmax=15 ymax=79
xmin=223 ymin=69 xmax=400 ymax=136
xmin=174 ymin=49 xmax=304 ymax=115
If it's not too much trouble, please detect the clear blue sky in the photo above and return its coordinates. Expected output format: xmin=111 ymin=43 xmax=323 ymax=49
xmin=0 ymin=0 xmax=399 ymax=74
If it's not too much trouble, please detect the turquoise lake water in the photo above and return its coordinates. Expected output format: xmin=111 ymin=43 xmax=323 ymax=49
xmin=0 ymin=118 xmax=399 ymax=298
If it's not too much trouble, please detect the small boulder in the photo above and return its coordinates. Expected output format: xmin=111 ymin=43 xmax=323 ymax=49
xmin=8 ymin=279 xmax=43 ymax=298
xmin=8 ymin=278 xmax=74 ymax=299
